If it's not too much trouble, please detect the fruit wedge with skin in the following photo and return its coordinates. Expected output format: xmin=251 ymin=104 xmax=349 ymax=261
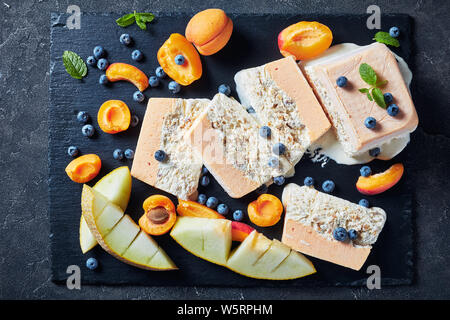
xmin=105 ymin=63 xmax=149 ymax=92
xmin=79 ymin=166 xmax=132 ymax=253
xmin=231 ymin=221 xmax=254 ymax=242
xmin=177 ymin=200 xmax=225 ymax=219
xmin=81 ymin=184 xmax=177 ymax=270
xmin=226 ymin=230 xmax=316 ymax=280
xmin=356 ymin=163 xmax=404 ymax=195
xmin=170 ymin=217 xmax=231 ymax=266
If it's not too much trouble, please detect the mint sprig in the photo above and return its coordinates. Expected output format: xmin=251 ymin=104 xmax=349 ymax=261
xmin=358 ymin=63 xmax=388 ymax=109
xmin=62 ymin=50 xmax=87 ymax=80
xmin=373 ymin=31 xmax=400 ymax=47
xmin=116 ymin=11 xmax=154 ymax=30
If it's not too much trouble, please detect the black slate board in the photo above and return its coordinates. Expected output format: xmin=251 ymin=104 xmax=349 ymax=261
xmin=49 ymin=13 xmax=414 ymax=286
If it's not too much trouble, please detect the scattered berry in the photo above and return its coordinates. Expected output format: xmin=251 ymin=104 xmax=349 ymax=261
xmin=268 ymin=156 xmax=279 ymax=168
xmin=124 ymin=149 xmax=134 ymax=160
xmin=77 ymin=111 xmax=90 ymax=124
xmin=206 ymin=197 xmax=219 ymax=209
xmin=218 ymin=84 xmax=231 ymax=96
xmin=67 ymin=146 xmax=79 ymax=157
xmin=322 ymin=180 xmax=335 ymax=193
xmin=93 ymin=46 xmax=105 ymax=59
xmin=359 ymin=199 xmax=370 ymax=208
xmin=217 ymin=204 xmax=229 ymax=215
xmin=148 ymin=76 xmax=160 ymax=87
xmin=86 ymin=257 xmax=98 ymax=270
xmin=272 ymin=142 xmax=286 ymax=156
xmin=99 ymin=74 xmax=108 ymax=85
xmin=360 ymin=166 xmax=372 ymax=177
xmin=154 ymin=150 xmax=167 ymax=162
xmin=131 ymin=49 xmax=143 ymax=61
xmin=86 ymin=56 xmax=96 ymax=66
xmin=273 ymin=175 xmax=285 ymax=186
xmin=369 ymin=147 xmax=381 ymax=157
xmin=304 ymin=176 xmax=314 ymax=186
xmin=387 ymin=104 xmax=399 ymax=117
xmin=246 ymin=106 xmax=256 ymax=113
xmin=197 ymin=194 xmax=207 ymax=205
xmin=259 ymin=126 xmax=271 ymax=138
xmin=155 ymin=66 xmax=166 ymax=78
xmin=82 ymin=124 xmax=95 ymax=137
xmin=336 ymin=76 xmax=348 ymax=87
xmin=168 ymin=81 xmax=181 ymax=93
xmin=133 ymin=91 xmax=145 ymax=103
xmin=233 ymin=210 xmax=244 ymax=221
xmin=384 ymin=92 xmax=394 ymax=104
xmin=200 ymin=175 xmax=210 ymax=187
xmin=113 ymin=149 xmax=124 ymax=160
xmin=97 ymin=58 xmax=109 ymax=71
xmin=348 ymin=229 xmax=358 ymax=240
xmin=119 ymin=33 xmax=132 ymax=46
xmin=389 ymin=26 xmax=400 ymax=38
xmin=130 ymin=115 xmax=139 ymax=127
xmin=333 ymin=227 xmax=348 ymax=242
xmin=201 ymin=166 xmax=208 ymax=176
xmin=174 ymin=54 xmax=185 ymax=65
xmin=364 ymin=117 xmax=376 ymax=129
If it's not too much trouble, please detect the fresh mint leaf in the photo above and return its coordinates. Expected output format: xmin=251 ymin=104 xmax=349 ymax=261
xmin=371 ymin=88 xmax=386 ymax=108
xmin=135 ymin=14 xmax=147 ymax=30
xmin=376 ymin=79 xmax=388 ymax=87
xmin=62 ymin=50 xmax=87 ymax=79
xmin=373 ymin=31 xmax=400 ymax=47
xmin=359 ymin=88 xmax=370 ymax=94
xmin=116 ymin=13 xmax=135 ymax=27
xmin=367 ymin=93 xmax=373 ymax=101
xmin=359 ymin=63 xmax=377 ymax=86
xmin=137 ymin=12 xmax=154 ymax=23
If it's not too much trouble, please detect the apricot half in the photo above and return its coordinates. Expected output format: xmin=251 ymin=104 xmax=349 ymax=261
xmin=105 ymin=63 xmax=149 ymax=92
xmin=139 ymin=195 xmax=177 ymax=236
xmin=231 ymin=221 xmax=255 ymax=242
xmin=247 ymin=194 xmax=283 ymax=227
xmin=185 ymin=8 xmax=233 ymax=56
xmin=157 ymin=33 xmax=202 ymax=86
xmin=356 ymin=163 xmax=404 ymax=195
xmin=177 ymin=200 xmax=225 ymax=219
xmin=278 ymin=21 xmax=333 ymax=60
xmin=97 ymin=100 xmax=131 ymax=134
xmin=65 ymin=154 xmax=101 ymax=183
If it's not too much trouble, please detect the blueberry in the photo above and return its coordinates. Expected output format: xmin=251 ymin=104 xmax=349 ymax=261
xmin=131 ymin=49 xmax=143 ymax=61
xmin=364 ymin=117 xmax=376 ymax=129
xmin=77 ymin=111 xmax=90 ymax=124
xmin=154 ymin=150 xmax=167 ymax=162
xmin=200 ymin=175 xmax=210 ymax=187
xmin=201 ymin=166 xmax=209 ymax=176
xmin=99 ymin=74 xmax=108 ymax=85
xmin=93 ymin=46 xmax=105 ymax=59
xmin=233 ymin=210 xmax=244 ymax=221
xmin=272 ymin=142 xmax=286 ymax=156
xmin=130 ymin=115 xmax=139 ymax=127
xmin=369 ymin=147 xmax=381 ymax=157
xmin=218 ymin=84 xmax=231 ymax=96
xmin=67 ymin=146 xmax=79 ymax=157
xmin=97 ymin=58 xmax=109 ymax=71
xmin=155 ymin=66 xmax=166 ymax=78
xmin=360 ymin=166 xmax=372 ymax=177
xmin=322 ymin=180 xmax=335 ymax=193
xmin=387 ymin=104 xmax=399 ymax=117
xmin=389 ymin=26 xmax=400 ymax=38
xmin=168 ymin=81 xmax=181 ymax=93
xmin=273 ymin=175 xmax=285 ymax=186
xmin=359 ymin=199 xmax=370 ymax=208
xmin=197 ymin=194 xmax=207 ymax=205
xmin=174 ymin=54 xmax=185 ymax=65
xmin=86 ymin=257 xmax=98 ymax=270
xmin=86 ymin=56 xmax=96 ymax=66
xmin=119 ymin=33 xmax=132 ymax=46
xmin=268 ymin=156 xmax=279 ymax=168
xmin=384 ymin=92 xmax=394 ymax=104
xmin=217 ymin=204 xmax=229 ymax=215
xmin=304 ymin=176 xmax=314 ymax=186
xmin=206 ymin=197 xmax=219 ymax=209
xmin=348 ymin=229 xmax=358 ymax=240
xmin=124 ymin=149 xmax=134 ymax=160
xmin=336 ymin=76 xmax=348 ymax=87
xmin=333 ymin=227 xmax=348 ymax=242
xmin=148 ymin=76 xmax=160 ymax=87
xmin=113 ymin=149 xmax=124 ymax=160
xmin=133 ymin=91 xmax=145 ymax=103
xmin=82 ymin=124 xmax=95 ymax=137
xmin=246 ymin=106 xmax=256 ymax=114
xmin=259 ymin=126 xmax=271 ymax=138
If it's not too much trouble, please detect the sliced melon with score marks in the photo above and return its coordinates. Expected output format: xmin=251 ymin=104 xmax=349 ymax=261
xmin=81 ymin=184 xmax=177 ymax=270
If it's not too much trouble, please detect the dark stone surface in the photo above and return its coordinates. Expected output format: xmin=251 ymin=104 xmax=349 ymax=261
xmin=1 ymin=0 xmax=449 ymax=299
